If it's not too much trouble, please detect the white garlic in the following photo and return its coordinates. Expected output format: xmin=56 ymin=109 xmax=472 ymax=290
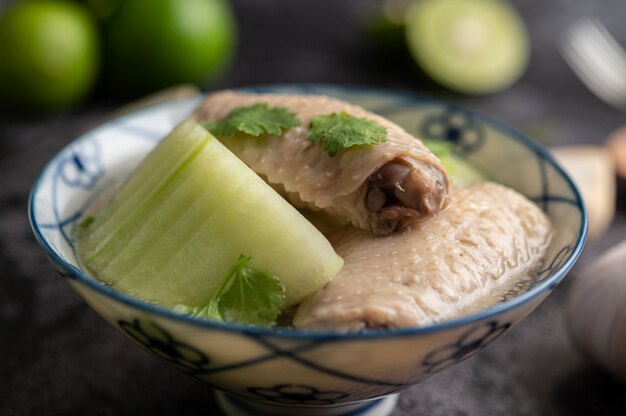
xmin=551 ymin=145 xmax=615 ymax=240
xmin=567 ymin=239 xmax=626 ymax=382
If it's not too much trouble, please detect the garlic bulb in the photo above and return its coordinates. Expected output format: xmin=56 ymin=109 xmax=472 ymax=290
xmin=551 ymin=145 xmax=615 ymax=240
xmin=567 ymin=239 xmax=626 ymax=382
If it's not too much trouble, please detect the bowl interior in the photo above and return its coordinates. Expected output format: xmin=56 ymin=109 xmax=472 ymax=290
xmin=29 ymin=85 xmax=586 ymax=336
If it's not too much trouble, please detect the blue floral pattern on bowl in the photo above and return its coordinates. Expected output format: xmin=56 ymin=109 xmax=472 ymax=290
xmin=422 ymin=320 xmax=511 ymax=374
xmin=119 ymin=318 xmax=211 ymax=375
xmin=421 ymin=106 xmax=486 ymax=155
xmin=58 ymin=140 xmax=103 ymax=190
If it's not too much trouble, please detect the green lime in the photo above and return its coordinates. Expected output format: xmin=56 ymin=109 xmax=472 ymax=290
xmin=405 ymin=0 xmax=530 ymax=94
xmin=0 ymin=1 xmax=100 ymax=110
xmin=102 ymin=0 xmax=236 ymax=95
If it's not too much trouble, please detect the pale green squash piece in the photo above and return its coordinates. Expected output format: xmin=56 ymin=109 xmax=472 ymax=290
xmin=77 ymin=119 xmax=343 ymax=308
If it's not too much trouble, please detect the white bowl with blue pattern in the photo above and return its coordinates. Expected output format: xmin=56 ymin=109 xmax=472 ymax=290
xmin=28 ymin=85 xmax=587 ymax=416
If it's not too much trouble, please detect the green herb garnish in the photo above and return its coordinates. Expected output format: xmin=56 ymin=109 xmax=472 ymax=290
xmin=307 ymin=112 xmax=387 ymax=157
xmin=175 ymin=255 xmax=285 ymax=326
xmin=201 ymin=103 xmax=300 ymax=138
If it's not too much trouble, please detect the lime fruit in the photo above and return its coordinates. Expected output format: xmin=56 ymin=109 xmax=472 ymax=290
xmin=0 ymin=1 xmax=100 ymax=110
xmin=405 ymin=0 xmax=530 ymax=94
xmin=102 ymin=0 xmax=236 ymax=95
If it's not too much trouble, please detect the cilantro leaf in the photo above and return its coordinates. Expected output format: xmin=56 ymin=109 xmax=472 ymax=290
xmin=172 ymin=301 xmax=222 ymax=322
xmin=218 ymin=258 xmax=285 ymax=325
xmin=201 ymin=103 xmax=300 ymax=138
xmin=174 ymin=255 xmax=285 ymax=326
xmin=307 ymin=112 xmax=387 ymax=157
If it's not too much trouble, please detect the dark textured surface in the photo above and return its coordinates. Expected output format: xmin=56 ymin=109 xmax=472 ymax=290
xmin=1 ymin=0 xmax=626 ymax=415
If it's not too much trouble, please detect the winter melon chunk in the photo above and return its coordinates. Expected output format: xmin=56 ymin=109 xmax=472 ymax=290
xmin=77 ymin=119 xmax=343 ymax=308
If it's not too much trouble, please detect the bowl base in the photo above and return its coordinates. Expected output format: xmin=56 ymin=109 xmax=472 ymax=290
xmin=215 ymin=391 xmax=399 ymax=416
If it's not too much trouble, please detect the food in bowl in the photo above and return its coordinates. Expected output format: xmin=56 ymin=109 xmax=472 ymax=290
xmin=194 ymin=91 xmax=452 ymax=236
xmin=29 ymin=85 xmax=585 ymax=415
xmin=294 ymin=181 xmax=551 ymax=330
xmin=76 ymin=119 xmax=344 ymax=323
xmin=75 ymin=90 xmax=552 ymax=331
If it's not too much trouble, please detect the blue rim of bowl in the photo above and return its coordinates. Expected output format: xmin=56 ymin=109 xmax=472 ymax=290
xmin=28 ymin=84 xmax=588 ymax=341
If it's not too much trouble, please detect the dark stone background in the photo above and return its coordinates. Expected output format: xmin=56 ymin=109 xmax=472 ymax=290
xmin=1 ymin=0 xmax=625 ymax=414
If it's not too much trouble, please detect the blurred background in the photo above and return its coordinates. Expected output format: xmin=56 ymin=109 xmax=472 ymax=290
xmin=1 ymin=0 xmax=626 ymax=415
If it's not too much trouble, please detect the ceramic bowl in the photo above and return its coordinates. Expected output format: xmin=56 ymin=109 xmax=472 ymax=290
xmin=29 ymin=85 xmax=587 ymax=416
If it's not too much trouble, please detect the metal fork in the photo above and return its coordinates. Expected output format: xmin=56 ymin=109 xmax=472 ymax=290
xmin=560 ymin=19 xmax=626 ymax=112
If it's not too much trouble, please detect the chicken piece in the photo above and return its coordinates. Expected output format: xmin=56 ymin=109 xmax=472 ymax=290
xmin=193 ymin=90 xmax=451 ymax=236
xmin=293 ymin=182 xmax=552 ymax=330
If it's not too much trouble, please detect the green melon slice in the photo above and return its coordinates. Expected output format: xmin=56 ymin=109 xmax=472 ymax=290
xmin=405 ymin=0 xmax=530 ymax=94
xmin=77 ymin=119 xmax=344 ymax=308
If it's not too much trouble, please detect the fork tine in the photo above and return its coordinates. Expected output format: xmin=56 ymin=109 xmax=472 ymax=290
xmin=579 ymin=20 xmax=626 ymax=88
xmin=561 ymin=40 xmax=626 ymax=108
xmin=560 ymin=20 xmax=626 ymax=111
xmin=591 ymin=19 xmax=626 ymax=66
xmin=561 ymin=28 xmax=624 ymax=100
xmin=561 ymin=50 xmax=626 ymax=110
